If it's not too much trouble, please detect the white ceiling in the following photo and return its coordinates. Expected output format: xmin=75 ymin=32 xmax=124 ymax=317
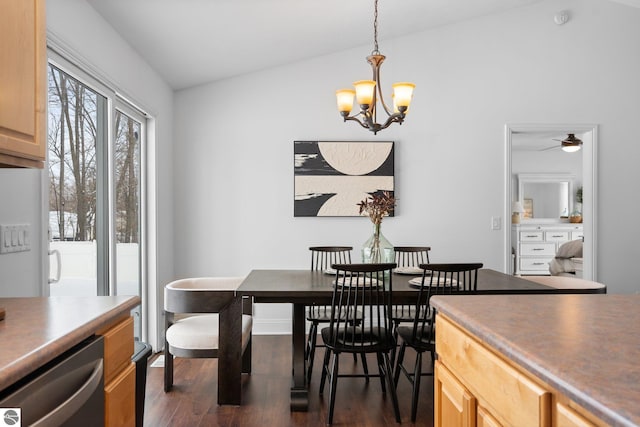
xmin=85 ymin=0 xmax=640 ymax=90
xmin=86 ymin=0 xmax=548 ymax=90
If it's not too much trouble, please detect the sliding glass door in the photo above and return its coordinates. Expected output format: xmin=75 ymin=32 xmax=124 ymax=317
xmin=47 ymin=62 xmax=146 ymax=339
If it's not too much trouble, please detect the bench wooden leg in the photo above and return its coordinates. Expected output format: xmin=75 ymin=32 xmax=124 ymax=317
xmin=218 ymin=296 xmax=242 ymax=405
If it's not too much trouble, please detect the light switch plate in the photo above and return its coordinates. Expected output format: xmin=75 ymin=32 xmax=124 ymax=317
xmin=0 ymin=224 xmax=31 ymax=254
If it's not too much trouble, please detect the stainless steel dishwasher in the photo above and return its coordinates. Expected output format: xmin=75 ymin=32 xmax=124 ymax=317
xmin=0 ymin=335 xmax=105 ymax=427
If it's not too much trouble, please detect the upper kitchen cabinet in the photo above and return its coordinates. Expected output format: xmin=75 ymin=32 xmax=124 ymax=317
xmin=0 ymin=0 xmax=46 ymax=168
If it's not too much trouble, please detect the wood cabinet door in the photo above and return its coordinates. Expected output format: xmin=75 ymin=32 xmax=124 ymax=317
xmin=0 ymin=0 xmax=46 ymax=167
xmin=105 ymin=362 xmax=136 ymax=427
xmin=435 ymin=361 xmax=477 ymax=427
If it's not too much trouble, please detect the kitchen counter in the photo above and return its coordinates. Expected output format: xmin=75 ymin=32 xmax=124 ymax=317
xmin=431 ymin=294 xmax=640 ymax=426
xmin=0 ymin=296 xmax=140 ymax=392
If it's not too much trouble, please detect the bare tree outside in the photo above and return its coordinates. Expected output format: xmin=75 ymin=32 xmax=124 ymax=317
xmin=114 ymin=111 xmax=140 ymax=244
xmin=48 ymin=65 xmax=97 ymax=241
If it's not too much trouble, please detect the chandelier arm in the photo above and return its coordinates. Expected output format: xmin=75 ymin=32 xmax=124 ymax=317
xmin=343 ymin=114 xmax=371 ymax=130
xmin=376 ymin=80 xmax=393 ymax=117
xmin=379 ymin=113 xmax=406 ymax=131
xmin=367 ymin=54 xmax=393 ymax=117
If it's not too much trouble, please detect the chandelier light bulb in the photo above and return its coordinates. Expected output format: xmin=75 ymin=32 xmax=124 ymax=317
xmin=354 ymin=80 xmax=376 ymax=107
xmin=336 ymin=89 xmax=355 ymax=115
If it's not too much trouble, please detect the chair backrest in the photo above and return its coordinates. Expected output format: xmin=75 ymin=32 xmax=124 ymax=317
xmin=325 ymin=263 xmax=397 ymax=351
xmin=394 ymin=246 xmax=431 ymax=267
xmin=164 ymin=277 xmax=245 ymax=315
xmin=409 ymin=263 xmax=483 ymax=345
xmin=309 ymin=246 xmax=352 ymax=271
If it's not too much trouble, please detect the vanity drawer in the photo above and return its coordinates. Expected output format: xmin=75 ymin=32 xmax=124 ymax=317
xmin=520 ymin=257 xmax=553 ymax=271
xmin=545 ymin=231 xmax=569 ymax=242
xmin=520 ymin=243 xmax=556 ymax=256
xmin=519 ymin=231 xmax=543 ymax=241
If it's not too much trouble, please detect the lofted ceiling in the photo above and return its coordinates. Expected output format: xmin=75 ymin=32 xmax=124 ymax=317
xmin=86 ymin=0 xmax=548 ymax=90
xmin=85 ymin=0 xmax=640 ymax=91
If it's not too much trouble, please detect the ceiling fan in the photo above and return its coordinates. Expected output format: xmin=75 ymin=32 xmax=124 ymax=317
xmin=542 ymin=133 xmax=583 ymax=152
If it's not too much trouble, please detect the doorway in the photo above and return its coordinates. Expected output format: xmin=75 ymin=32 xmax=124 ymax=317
xmin=504 ymin=124 xmax=597 ymax=280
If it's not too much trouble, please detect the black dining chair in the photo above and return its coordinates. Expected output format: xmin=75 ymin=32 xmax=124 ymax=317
xmin=306 ymin=246 xmax=367 ymax=384
xmin=394 ymin=262 xmax=483 ymax=422
xmin=390 ymin=246 xmax=431 ymax=362
xmin=319 ymin=263 xmax=401 ymax=424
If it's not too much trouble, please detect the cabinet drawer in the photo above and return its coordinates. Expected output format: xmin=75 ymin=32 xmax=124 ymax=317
xmin=520 ymin=257 xmax=553 ymax=271
xmin=478 ymin=406 xmax=502 ymax=427
xmin=545 ymin=231 xmax=569 ymax=242
xmin=100 ymin=316 xmax=134 ymax=384
xmin=436 ymin=316 xmax=551 ymax=427
xmin=105 ymin=362 xmax=136 ymax=427
xmin=520 ymin=231 xmax=543 ymax=241
xmin=520 ymin=243 xmax=556 ymax=256
xmin=571 ymin=231 xmax=584 ymax=241
xmin=556 ymin=402 xmax=598 ymax=427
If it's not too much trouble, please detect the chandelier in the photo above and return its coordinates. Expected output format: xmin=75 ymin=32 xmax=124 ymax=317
xmin=335 ymin=0 xmax=415 ymax=135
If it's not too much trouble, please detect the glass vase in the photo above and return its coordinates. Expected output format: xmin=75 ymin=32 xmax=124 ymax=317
xmin=362 ymin=223 xmax=395 ymax=264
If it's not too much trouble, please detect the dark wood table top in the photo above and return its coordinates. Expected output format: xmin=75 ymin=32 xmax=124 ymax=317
xmin=236 ymin=268 xmax=601 ymax=303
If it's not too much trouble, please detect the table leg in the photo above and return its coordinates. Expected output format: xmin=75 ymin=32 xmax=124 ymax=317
xmin=218 ymin=296 xmax=242 ymax=405
xmin=291 ymin=303 xmax=308 ymax=411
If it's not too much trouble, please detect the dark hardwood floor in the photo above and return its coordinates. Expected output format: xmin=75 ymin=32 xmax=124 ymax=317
xmin=143 ymin=335 xmax=435 ymax=426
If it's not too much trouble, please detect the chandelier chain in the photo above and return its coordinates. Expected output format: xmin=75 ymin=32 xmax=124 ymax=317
xmin=372 ymin=0 xmax=379 ymax=55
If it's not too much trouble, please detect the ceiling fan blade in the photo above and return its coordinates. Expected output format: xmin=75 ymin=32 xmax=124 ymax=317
xmin=541 ymin=145 xmax=560 ymax=151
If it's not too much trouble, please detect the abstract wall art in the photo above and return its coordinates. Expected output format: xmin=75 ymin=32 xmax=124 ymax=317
xmin=294 ymin=141 xmax=394 ymax=217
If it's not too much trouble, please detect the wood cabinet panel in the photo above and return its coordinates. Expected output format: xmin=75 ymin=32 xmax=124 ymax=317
xmin=435 ymin=314 xmax=612 ymax=427
xmin=100 ymin=316 xmax=135 ymax=427
xmin=100 ymin=316 xmax=134 ymax=385
xmin=477 ymin=406 xmax=502 ymax=427
xmin=555 ymin=402 xmax=606 ymax=427
xmin=105 ymin=362 xmax=136 ymax=427
xmin=435 ymin=360 xmax=476 ymax=427
xmin=436 ymin=315 xmax=551 ymax=427
xmin=0 ymin=0 xmax=46 ymax=168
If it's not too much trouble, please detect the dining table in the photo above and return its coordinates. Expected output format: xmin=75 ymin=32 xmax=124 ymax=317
xmin=218 ymin=268 xmax=605 ymax=410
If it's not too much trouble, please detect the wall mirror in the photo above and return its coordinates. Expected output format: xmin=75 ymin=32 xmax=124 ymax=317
xmin=518 ymin=173 xmax=574 ymax=220
xmin=504 ymin=124 xmax=598 ymax=280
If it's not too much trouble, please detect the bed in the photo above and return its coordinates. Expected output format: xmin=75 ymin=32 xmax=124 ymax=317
xmin=549 ymin=239 xmax=583 ymax=276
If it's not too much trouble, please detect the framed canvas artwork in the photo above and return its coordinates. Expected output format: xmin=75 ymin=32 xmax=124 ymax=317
xmin=294 ymin=141 xmax=394 ymax=217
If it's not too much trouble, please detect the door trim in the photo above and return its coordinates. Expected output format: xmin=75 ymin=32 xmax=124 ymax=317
xmin=504 ymin=123 xmax=597 ymax=280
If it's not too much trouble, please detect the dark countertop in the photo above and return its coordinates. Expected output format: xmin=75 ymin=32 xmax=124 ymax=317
xmin=431 ymin=294 xmax=640 ymax=427
xmin=0 ymin=296 xmax=140 ymax=391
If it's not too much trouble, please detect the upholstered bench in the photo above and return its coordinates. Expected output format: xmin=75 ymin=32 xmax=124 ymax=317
xmin=524 ymin=275 xmax=606 ymax=291
xmin=163 ymin=277 xmax=253 ymax=400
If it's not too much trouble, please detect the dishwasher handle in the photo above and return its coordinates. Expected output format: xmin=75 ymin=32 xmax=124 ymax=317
xmin=32 ymin=359 xmax=104 ymax=427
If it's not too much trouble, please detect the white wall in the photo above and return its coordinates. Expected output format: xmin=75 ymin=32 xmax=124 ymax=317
xmin=173 ymin=0 xmax=640 ymax=331
xmin=0 ymin=169 xmax=45 ymax=296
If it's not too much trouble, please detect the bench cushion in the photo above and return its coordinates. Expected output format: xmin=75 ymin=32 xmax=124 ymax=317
xmin=166 ymin=313 xmax=253 ymax=351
